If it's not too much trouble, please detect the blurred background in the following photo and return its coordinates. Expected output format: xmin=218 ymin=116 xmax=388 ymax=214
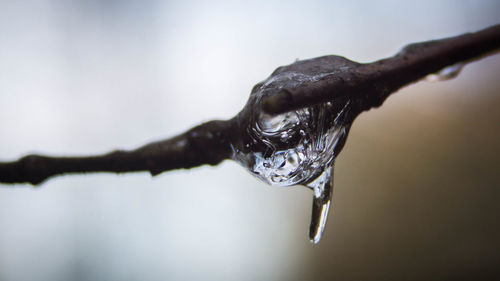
xmin=1 ymin=0 xmax=499 ymax=280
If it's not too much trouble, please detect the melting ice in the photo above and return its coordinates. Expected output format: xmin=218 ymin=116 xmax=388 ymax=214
xmin=230 ymin=56 xmax=358 ymax=243
xmin=426 ymin=63 xmax=464 ymax=82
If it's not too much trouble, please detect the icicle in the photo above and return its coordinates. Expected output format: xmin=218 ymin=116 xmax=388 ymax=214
xmin=307 ymin=164 xmax=334 ymax=244
xmin=230 ymin=56 xmax=358 ymax=243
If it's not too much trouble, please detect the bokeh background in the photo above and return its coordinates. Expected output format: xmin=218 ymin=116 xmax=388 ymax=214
xmin=1 ymin=0 xmax=499 ymax=280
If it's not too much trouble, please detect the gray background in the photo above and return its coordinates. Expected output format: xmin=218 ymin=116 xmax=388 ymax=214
xmin=1 ymin=0 xmax=500 ymax=280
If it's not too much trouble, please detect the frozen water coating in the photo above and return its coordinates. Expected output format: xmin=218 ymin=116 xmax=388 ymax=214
xmin=231 ymin=56 xmax=358 ymax=186
xmin=230 ymin=56 xmax=360 ymax=243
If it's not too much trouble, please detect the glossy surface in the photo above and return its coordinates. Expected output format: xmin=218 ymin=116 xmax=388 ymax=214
xmin=231 ymin=56 xmax=357 ymax=243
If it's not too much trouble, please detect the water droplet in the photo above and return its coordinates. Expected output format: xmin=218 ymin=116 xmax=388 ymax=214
xmin=307 ymin=164 xmax=334 ymax=244
xmin=231 ymin=56 xmax=358 ymax=243
xmin=426 ymin=63 xmax=464 ymax=82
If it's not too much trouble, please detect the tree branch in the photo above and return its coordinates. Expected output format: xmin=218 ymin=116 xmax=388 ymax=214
xmin=262 ymin=24 xmax=500 ymax=114
xmin=1 ymin=24 xmax=499 ymax=186
xmin=0 ymin=120 xmax=234 ymax=185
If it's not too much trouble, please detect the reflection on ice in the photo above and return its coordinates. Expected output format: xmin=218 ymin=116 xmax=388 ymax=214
xmin=231 ymin=56 xmax=358 ymax=243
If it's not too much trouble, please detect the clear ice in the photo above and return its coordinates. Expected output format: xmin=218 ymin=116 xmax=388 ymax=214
xmin=425 ymin=63 xmax=464 ymax=82
xmin=230 ymin=56 xmax=357 ymax=243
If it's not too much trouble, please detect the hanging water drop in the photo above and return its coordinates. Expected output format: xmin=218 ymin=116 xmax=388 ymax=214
xmin=230 ymin=56 xmax=360 ymax=243
xmin=426 ymin=63 xmax=464 ymax=82
xmin=307 ymin=164 xmax=334 ymax=244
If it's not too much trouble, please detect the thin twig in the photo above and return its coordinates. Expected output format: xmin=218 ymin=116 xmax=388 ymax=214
xmin=262 ymin=24 xmax=500 ymax=114
xmin=0 ymin=120 xmax=233 ymax=185
xmin=1 ymin=24 xmax=499 ymax=186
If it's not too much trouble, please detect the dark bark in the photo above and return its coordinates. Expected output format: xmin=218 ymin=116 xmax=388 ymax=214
xmin=0 ymin=120 xmax=234 ymax=185
xmin=1 ymin=24 xmax=499 ymax=186
xmin=262 ymin=24 xmax=500 ymax=114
